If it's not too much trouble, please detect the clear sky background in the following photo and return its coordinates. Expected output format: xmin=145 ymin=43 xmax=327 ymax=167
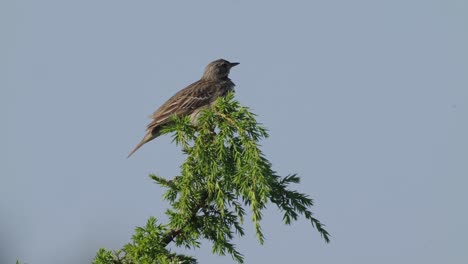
xmin=2 ymin=0 xmax=467 ymax=263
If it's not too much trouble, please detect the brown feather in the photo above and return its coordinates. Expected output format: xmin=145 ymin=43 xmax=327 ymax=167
xmin=128 ymin=59 xmax=238 ymax=157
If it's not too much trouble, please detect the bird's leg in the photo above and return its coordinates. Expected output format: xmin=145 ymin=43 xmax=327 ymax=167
xmin=210 ymin=127 xmax=217 ymax=137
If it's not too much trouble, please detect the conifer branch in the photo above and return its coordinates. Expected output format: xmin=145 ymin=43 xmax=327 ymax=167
xmin=94 ymin=93 xmax=329 ymax=264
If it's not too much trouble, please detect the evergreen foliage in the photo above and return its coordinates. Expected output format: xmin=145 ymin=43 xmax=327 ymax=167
xmin=93 ymin=93 xmax=329 ymax=264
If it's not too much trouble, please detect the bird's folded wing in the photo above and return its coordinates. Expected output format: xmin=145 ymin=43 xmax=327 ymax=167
xmin=146 ymin=80 xmax=216 ymax=130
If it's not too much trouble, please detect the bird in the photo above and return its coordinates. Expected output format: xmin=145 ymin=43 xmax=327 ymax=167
xmin=127 ymin=59 xmax=239 ymax=158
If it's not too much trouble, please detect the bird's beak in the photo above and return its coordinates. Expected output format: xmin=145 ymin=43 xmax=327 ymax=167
xmin=230 ymin=62 xmax=240 ymax=67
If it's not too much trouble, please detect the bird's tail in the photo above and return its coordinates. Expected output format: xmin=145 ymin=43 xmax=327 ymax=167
xmin=127 ymin=132 xmax=155 ymax=158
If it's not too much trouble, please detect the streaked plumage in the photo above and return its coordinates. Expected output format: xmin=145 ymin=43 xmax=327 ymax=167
xmin=128 ymin=59 xmax=239 ymax=158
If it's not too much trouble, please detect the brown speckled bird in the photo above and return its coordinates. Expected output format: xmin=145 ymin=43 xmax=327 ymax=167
xmin=127 ymin=59 xmax=239 ymax=158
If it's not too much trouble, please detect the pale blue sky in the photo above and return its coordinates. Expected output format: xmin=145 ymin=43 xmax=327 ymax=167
xmin=2 ymin=0 xmax=468 ymax=263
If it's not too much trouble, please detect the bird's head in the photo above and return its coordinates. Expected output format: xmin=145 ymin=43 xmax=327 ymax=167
xmin=202 ymin=59 xmax=239 ymax=81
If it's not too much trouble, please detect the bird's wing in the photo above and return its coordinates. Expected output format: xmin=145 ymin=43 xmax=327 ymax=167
xmin=146 ymin=79 xmax=216 ymax=131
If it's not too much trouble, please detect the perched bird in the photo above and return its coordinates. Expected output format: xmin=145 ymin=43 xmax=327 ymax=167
xmin=127 ymin=59 xmax=239 ymax=158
